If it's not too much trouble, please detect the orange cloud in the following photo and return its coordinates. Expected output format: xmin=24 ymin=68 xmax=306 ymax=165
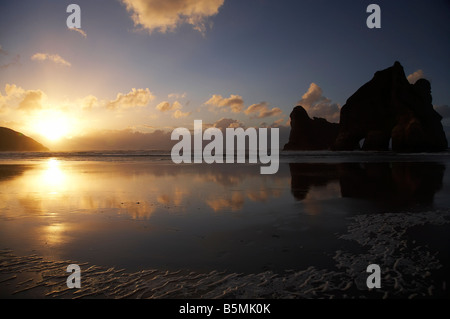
xmin=106 ymin=88 xmax=154 ymax=110
xmin=80 ymin=95 xmax=99 ymax=110
xmin=69 ymin=27 xmax=87 ymax=38
xmin=298 ymin=83 xmax=340 ymax=123
xmin=205 ymin=94 xmax=245 ymax=113
xmin=212 ymin=118 xmax=244 ymax=129
xmin=168 ymin=92 xmax=187 ymax=99
xmin=244 ymin=102 xmax=282 ymax=119
xmin=121 ymin=0 xmax=224 ymax=34
xmin=18 ymin=90 xmax=45 ymax=112
xmin=407 ymin=69 xmax=424 ymax=84
xmin=172 ymin=109 xmax=191 ymax=119
xmin=0 ymin=84 xmax=46 ymax=113
xmin=31 ymin=53 xmax=71 ymax=67
xmin=156 ymin=100 xmax=190 ymax=118
xmin=156 ymin=100 xmax=182 ymax=112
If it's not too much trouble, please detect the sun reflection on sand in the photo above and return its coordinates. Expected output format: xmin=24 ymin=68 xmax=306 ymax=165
xmin=0 ymin=161 xmax=294 ymax=222
xmin=41 ymin=158 xmax=65 ymax=194
xmin=206 ymin=193 xmax=245 ymax=212
xmin=42 ymin=223 xmax=67 ymax=246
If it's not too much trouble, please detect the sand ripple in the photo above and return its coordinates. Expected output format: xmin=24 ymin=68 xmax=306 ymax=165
xmin=1 ymin=210 xmax=449 ymax=299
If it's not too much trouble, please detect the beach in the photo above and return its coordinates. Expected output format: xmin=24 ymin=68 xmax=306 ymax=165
xmin=1 ymin=151 xmax=450 ymax=298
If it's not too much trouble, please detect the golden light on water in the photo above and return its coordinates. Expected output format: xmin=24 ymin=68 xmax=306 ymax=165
xmin=41 ymin=158 xmax=65 ymax=193
xmin=0 ymin=161 xmax=291 ymax=222
xmin=43 ymin=223 xmax=67 ymax=246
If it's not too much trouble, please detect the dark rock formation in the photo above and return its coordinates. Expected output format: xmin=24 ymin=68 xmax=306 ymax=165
xmin=333 ymin=61 xmax=448 ymax=152
xmin=0 ymin=127 xmax=49 ymax=151
xmin=283 ymin=106 xmax=339 ymax=150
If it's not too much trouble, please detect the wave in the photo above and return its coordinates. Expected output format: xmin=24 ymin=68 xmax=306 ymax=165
xmin=0 ymin=150 xmax=173 ymax=162
xmin=0 ymin=149 xmax=449 ymax=163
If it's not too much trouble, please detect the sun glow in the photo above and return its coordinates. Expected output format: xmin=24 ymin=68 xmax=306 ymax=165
xmin=33 ymin=111 xmax=70 ymax=141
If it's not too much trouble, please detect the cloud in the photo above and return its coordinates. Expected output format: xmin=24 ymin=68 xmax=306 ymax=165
xmin=69 ymin=27 xmax=87 ymax=38
xmin=298 ymin=83 xmax=340 ymax=123
xmin=0 ymin=84 xmax=46 ymax=113
xmin=212 ymin=118 xmax=244 ymax=130
xmin=205 ymin=94 xmax=245 ymax=113
xmin=244 ymin=102 xmax=267 ymax=115
xmin=121 ymin=0 xmax=224 ymax=34
xmin=80 ymin=95 xmax=99 ymax=110
xmin=4 ymin=84 xmax=25 ymax=97
xmin=2 ymin=85 xmax=153 ymax=113
xmin=260 ymin=118 xmax=288 ymax=128
xmin=31 ymin=53 xmax=71 ymax=67
xmin=156 ymin=101 xmax=171 ymax=112
xmin=172 ymin=109 xmax=191 ymax=119
xmin=168 ymin=92 xmax=187 ymax=99
xmin=244 ymin=102 xmax=283 ymax=119
xmin=156 ymin=100 xmax=189 ymax=118
xmin=407 ymin=69 xmax=424 ymax=84
xmin=1 ymin=84 xmax=23 ymax=111
xmin=18 ymin=90 xmax=46 ymax=112
xmin=156 ymin=100 xmax=182 ymax=112
xmin=106 ymin=88 xmax=154 ymax=110
xmin=434 ymin=105 xmax=450 ymax=119
xmin=205 ymin=94 xmax=284 ymax=120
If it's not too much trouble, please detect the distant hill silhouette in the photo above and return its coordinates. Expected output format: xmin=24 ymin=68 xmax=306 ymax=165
xmin=0 ymin=127 xmax=49 ymax=151
xmin=284 ymin=61 xmax=448 ymax=152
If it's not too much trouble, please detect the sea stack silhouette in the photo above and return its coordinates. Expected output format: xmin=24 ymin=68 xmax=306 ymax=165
xmin=284 ymin=61 xmax=448 ymax=152
xmin=0 ymin=127 xmax=49 ymax=151
xmin=283 ymin=106 xmax=339 ymax=150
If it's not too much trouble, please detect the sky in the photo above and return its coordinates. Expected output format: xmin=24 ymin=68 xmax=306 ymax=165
xmin=1 ymin=0 xmax=450 ymax=151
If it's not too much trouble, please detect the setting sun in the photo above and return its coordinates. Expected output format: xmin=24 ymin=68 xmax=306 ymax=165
xmin=33 ymin=111 xmax=70 ymax=141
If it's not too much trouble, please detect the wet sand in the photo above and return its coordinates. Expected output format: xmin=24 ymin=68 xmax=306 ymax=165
xmin=1 ymin=154 xmax=450 ymax=298
xmin=2 ymin=209 xmax=449 ymax=299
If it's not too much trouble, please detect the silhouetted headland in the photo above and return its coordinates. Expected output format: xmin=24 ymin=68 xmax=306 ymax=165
xmin=284 ymin=62 xmax=448 ymax=152
xmin=0 ymin=127 xmax=49 ymax=152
